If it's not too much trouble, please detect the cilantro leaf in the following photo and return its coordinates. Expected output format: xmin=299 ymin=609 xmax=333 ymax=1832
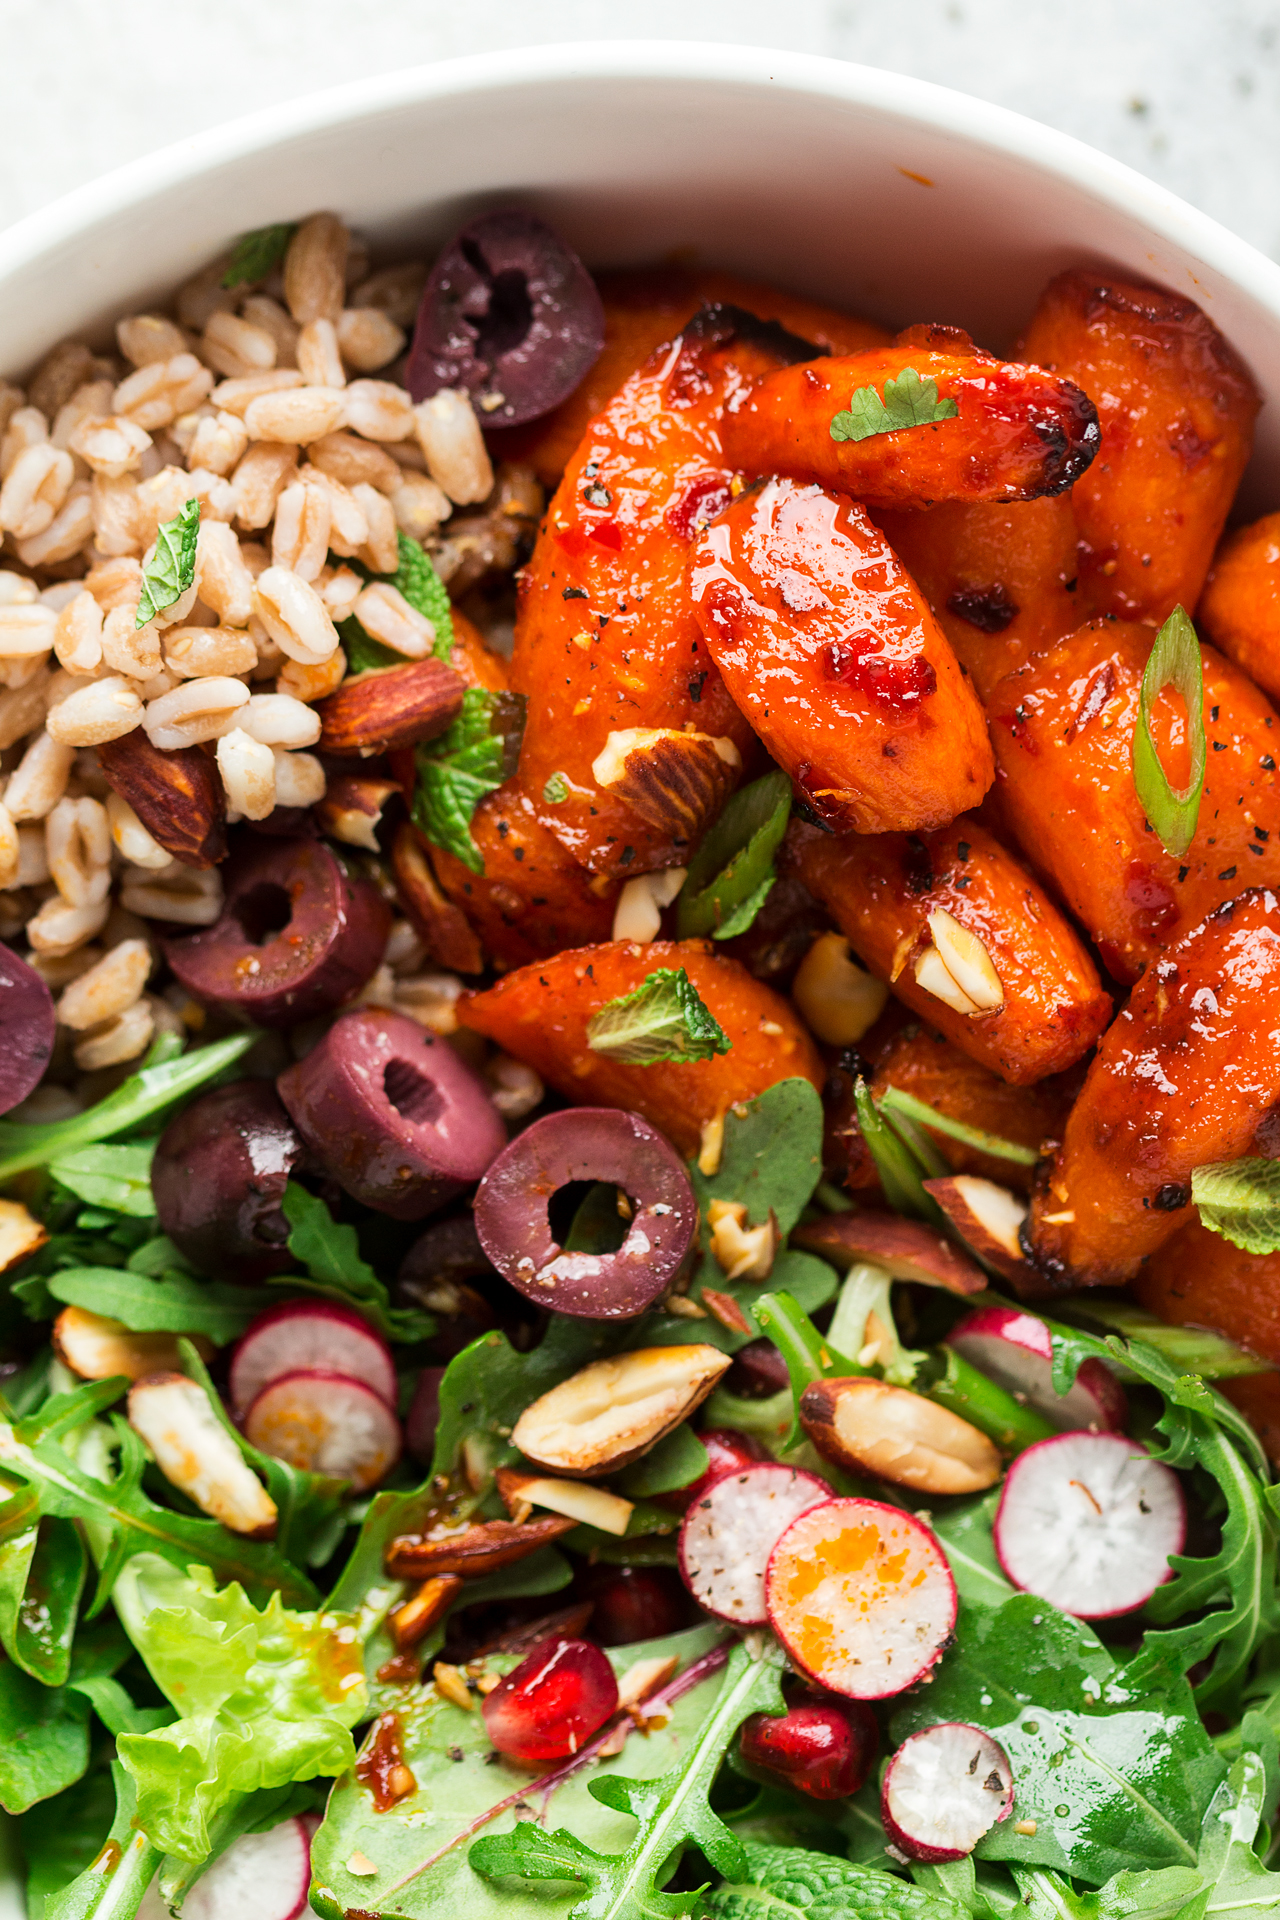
xmin=830 ymin=366 xmax=959 ymax=443
xmin=220 ymin=221 xmax=298 ymax=289
xmin=411 ymin=686 xmax=525 ymax=875
xmin=587 ymin=966 xmax=730 ymax=1065
xmin=279 ymin=1183 xmax=433 ymax=1344
xmin=136 ymin=499 xmax=199 ymax=627
xmin=1192 ymin=1157 xmax=1280 ymax=1255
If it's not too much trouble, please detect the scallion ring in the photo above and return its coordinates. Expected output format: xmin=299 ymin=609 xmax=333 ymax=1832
xmin=1131 ymin=604 xmax=1206 ymax=860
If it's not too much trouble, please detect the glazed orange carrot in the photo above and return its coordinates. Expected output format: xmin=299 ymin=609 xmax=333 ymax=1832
xmin=785 ymin=817 xmax=1111 ymax=1084
xmin=509 ymin=305 xmax=815 ymax=878
xmin=457 ymin=938 xmax=823 ymax=1157
xmin=1018 ymin=269 xmax=1259 ymax=624
xmin=448 ymin=608 xmax=510 ymax=692
xmin=988 ymin=619 xmax=1280 ymax=983
xmin=874 ymin=495 xmax=1081 ymax=700
xmin=720 ymin=341 xmax=1099 ymax=510
xmin=1198 ymin=513 xmax=1280 ymax=706
xmin=1133 ymin=1217 xmax=1280 ymax=1365
xmin=687 ymin=477 xmax=993 ymax=834
xmin=491 ymin=265 xmax=890 ymax=489
xmin=430 ymin=782 xmax=617 ymax=971
xmin=1028 ymin=888 xmax=1280 ymax=1285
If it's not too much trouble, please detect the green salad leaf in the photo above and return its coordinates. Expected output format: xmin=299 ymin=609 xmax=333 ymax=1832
xmin=854 ymin=1078 xmax=944 ymax=1222
xmin=279 ymin=1182 xmax=433 ymax=1344
xmin=677 ymin=771 xmax=792 ymax=940
xmin=40 ymin=1760 xmax=161 ymax=1920
xmin=0 ymin=1611 xmax=129 ymax=1817
xmin=136 ymin=499 xmax=199 ymax=628
xmin=587 ymin=966 xmax=731 ymax=1065
xmin=830 ymin=366 xmax=959 ymax=443
xmin=412 ymin=686 xmax=526 ymax=875
xmin=221 ymin=221 xmax=298 ymax=288
xmin=47 ymin=1143 xmax=158 ymax=1216
xmin=1131 ymin=605 xmax=1206 ymax=862
xmin=703 ymin=1841 xmax=968 ymax=1920
xmin=42 ymin=1266 xmax=257 ymax=1344
xmin=0 ymin=1506 xmax=85 ymax=1685
xmin=21 ymin=1762 xmax=116 ymax=1919
xmin=1191 ymin=1157 xmax=1280 ymax=1256
xmin=113 ymin=1553 xmax=366 ymax=1864
xmin=877 ymin=1086 xmax=1038 ymax=1167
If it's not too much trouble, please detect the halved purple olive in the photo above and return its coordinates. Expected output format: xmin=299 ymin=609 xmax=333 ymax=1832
xmin=277 ymin=1008 xmax=507 ymax=1221
xmin=164 ymin=837 xmax=390 ymax=1029
xmin=406 ymin=211 xmax=604 ymax=428
xmin=151 ymin=1079 xmax=305 ymax=1281
xmin=0 ymin=944 xmax=54 ymax=1115
xmin=473 ymin=1108 xmax=695 ymax=1319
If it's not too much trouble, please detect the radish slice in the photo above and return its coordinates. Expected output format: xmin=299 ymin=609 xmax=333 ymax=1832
xmin=138 ymin=1817 xmax=311 ymax=1920
xmin=677 ymin=1464 xmax=831 ymax=1625
xmin=229 ymin=1300 xmax=397 ymax=1414
xmin=765 ymin=1497 xmax=956 ymax=1699
xmin=244 ymin=1367 xmax=402 ymax=1492
xmin=947 ymin=1306 xmax=1127 ymax=1433
xmin=994 ymin=1431 xmax=1184 ymax=1619
xmin=882 ymin=1724 xmax=1014 ymax=1862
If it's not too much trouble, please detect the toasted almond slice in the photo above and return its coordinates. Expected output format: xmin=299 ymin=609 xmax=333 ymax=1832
xmin=55 ymin=1304 xmax=215 ymax=1382
xmin=707 ymin=1199 xmax=776 ymax=1282
xmin=700 ymin=1288 xmax=755 ymax=1336
xmin=496 ymin=1467 xmax=634 ymax=1537
xmin=127 ymin=1372 xmax=277 ymax=1538
xmin=792 ymin=1211 xmax=985 ymax=1296
xmin=697 ymin=1114 xmax=725 ymax=1177
xmin=0 ymin=1200 xmax=46 ymax=1274
xmin=913 ymin=942 xmax=981 ymax=1015
xmin=923 ymin=1174 xmax=1046 ymax=1294
xmin=927 ymin=909 xmax=1004 ymax=1013
xmin=617 ymin=1653 xmax=679 ymax=1712
xmin=390 ymin=1574 xmax=464 ymax=1651
xmin=384 ymin=1514 xmax=576 ymax=1579
xmin=800 ymin=1376 xmax=1002 ymax=1495
xmin=511 ymin=1344 xmax=730 ymax=1478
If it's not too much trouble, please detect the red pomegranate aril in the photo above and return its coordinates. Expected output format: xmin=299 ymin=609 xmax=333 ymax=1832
xmin=482 ymin=1635 xmax=618 ymax=1763
xmin=740 ymin=1690 xmax=879 ymax=1801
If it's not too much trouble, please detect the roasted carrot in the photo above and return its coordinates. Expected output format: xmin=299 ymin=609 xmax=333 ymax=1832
xmin=784 ymin=817 xmax=1111 ymax=1085
xmin=447 ymin=607 xmax=510 ymax=692
xmin=874 ymin=496 xmax=1081 ymax=701
xmin=988 ymin=618 xmax=1280 ymax=983
xmin=688 ymin=477 xmax=993 ymax=834
xmin=720 ymin=341 xmax=1099 ymax=510
xmin=457 ymin=939 xmax=823 ymax=1157
xmin=509 ymin=305 xmax=815 ymax=877
xmin=429 ymin=782 xmax=618 ymax=971
xmin=491 ymin=265 xmax=890 ymax=488
xmin=1028 ymin=888 xmax=1280 ymax=1285
xmin=1133 ymin=1217 xmax=1280 ymax=1365
xmin=1018 ymin=268 xmax=1259 ymax=623
xmin=1198 ymin=513 xmax=1280 ymax=706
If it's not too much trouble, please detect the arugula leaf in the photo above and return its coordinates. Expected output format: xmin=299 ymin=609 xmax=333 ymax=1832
xmin=1056 ymin=1296 xmax=1269 ymax=1380
xmin=280 ymin=1182 xmax=433 ymax=1344
xmin=703 ymin=1841 xmax=968 ymax=1920
xmin=47 ymin=1142 xmax=158 ymax=1216
xmin=44 ymin=1266 xmax=257 ymax=1344
xmin=41 ymin=1761 xmax=161 ymax=1920
xmin=0 ymin=1510 xmax=85 ymax=1684
xmin=1132 ymin=605 xmax=1206 ymax=862
xmin=21 ymin=1763 xmax=116 ymax=1919
xmin=113 ymin=1552 xmax=366 ymax=1864
xmin=412 ymin=686 xmax=525 ymax=874
xmin=587 ymin=966 xmax=731 ymax=1065
xmin=830 ymin=366 xmax=959 ymax=443
xmin=470 ymin=1637 xmax=786 ymax=1919
xmin=677 ymin=771 xmax=792 ymax=941
xmin=429 ymin=1315 xmax=615 ymax=1492
xmin=1192 ymin=1157 xmax=1280 ymax=1256
xmin=615 ymin=1424 xmax=709 ymax=1498
xmin=221 ymin=221 xmax=298 ymax=288
xmin=136 ymin=499 xmax=199 ymax=627
xmin=928 ymin=1489 xmax=1015 ymax=1611
xmin=0 ymin=1033 xmax=257 ymax=1182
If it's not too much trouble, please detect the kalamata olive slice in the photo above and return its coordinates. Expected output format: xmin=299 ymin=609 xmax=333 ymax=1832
xmin=164 ymin=837 xmax=390 ymax=1029
xmin=473 ymin=1108 xmax=696 ymax=1319
xmin=151 ymin=1080 xmax=305 ymax=1281
xmin=277 ymin=1008 xmax=507 ymax=1221
xmin=0 ymin=944 xmax=54 ymax=1115
xmin=407 ymin=211 xmax=604 ymax=428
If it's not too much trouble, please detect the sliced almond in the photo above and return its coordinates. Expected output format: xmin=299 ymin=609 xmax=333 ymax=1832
xmin=700 ymin=1288 xmax=754 ymax=1336
xmin=617 ymin=1653 xmax=680 ymax=1712
xmin=923 ymin=1174 xmax=1047 ymax=1295
xmin=496 ymin=1467 xmax=634 ymax=1537
xmin=127 ymin=1373 xmax=278 ymax=1538
xmin=707 ymin=1199 xmax=776 ymax=1282
xmin=97 ymin=729 xmax=227 ymax=869
xmin=800 ymin=1376 xmax=1001 ymax=1494
xmin=389 ymin=1573 xmax=464 ymax=1651
xmin=315 ymin=657 xmax=464 ymax=757
xmin=0 ymin=1200 xmax=46 ymax=1274
xmin=591 ymin=727 xmax=740 ymax=839
xmin=612 ymin=868 xmax=687 ymax=944
xmin=55 ymin=1304 xmax=214 ymax=1382
xmin=927 ymin=909 xmax=1004 ymax=1013
xmin=697 ymin=1114 xmax=725 ymax=1178
xmin=792 ymin=1211 xmax=985 ymax=1296
xmin=384 ymin=1514 xmax=576 ymax=1579
xmin=913 ymin=942 xmax=981 ymax=1016
xmin=511 ymin=1344 xmax=730 ymax=1478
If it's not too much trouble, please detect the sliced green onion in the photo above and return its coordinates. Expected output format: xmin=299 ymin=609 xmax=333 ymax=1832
xmin=1131 ymin=603 xmax=1206 ymax=859
xmin=879 ymin=1085 xmax=1038 ymax=1167
xmin=920 ymin=1346 xmax=1056 ymax=1451
xmin=676 ymin=770 xmax=791 ymax=940
xmin=852 ymin=1079 xmax=942 ymax=1224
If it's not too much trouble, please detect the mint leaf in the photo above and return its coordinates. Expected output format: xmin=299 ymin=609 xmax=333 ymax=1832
xmin=830 ymin=365 xmax=959 ymax=443
xmin=136 ymin=499 xmax=199 ymax=627
xmin=587 ymin=966 xmax=730 ymax=1065
xmin=1192 ymin=1157 xmax=1280 ymax=1255
xmin=221 ymin=222 xmax=298 ymax=289
xmin=335 ymin=615 xmax=401 ymax=673
xmin=411 ymin=686 xmax=525 ymax=875
xmin=279 ymin=1183 xmax=432 ymax=1344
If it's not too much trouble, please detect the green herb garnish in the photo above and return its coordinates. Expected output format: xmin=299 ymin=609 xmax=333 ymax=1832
xmin=544 ymin=771 xmax=570 ymax=804
xmin=1131 ymin=604 xmax=1206 ymax=859
xmin=830 ymin=366 xmax=959 ymax=443
xmin=677 ymin=770 xmax=791 ymax=940
xmin=878 ymin=1084 xmax=1039 ymax=1167
xmin=135 ymin=499 xmax=199 ymax=628
xmin=1191 ymin=1157 xmax=1280 ymax=1256
xmin=411 ymin=686 xmax=525 ymax=875
xmin=587 ymin=967 xmax=730 ymax=1066
xmin=220 ymin=222 xmax=298 ymax=289
xmin=337 ymin=532 xmax=455 ymax=672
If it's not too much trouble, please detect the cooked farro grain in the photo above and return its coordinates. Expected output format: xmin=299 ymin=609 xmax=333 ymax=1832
xmin=391 ymin=469 xmax=451 ymax=540
xmin=142 ymin=676 xmax=249 ymax=750
xmin=336 ymin=308 xmax=405 ymax=373
xmin=117 ymin=314 xmax=188 ymax=369
xmin=120 ymin=860 xmax=223 ymax=925
xmin=243 ymin=385 xmax=346 ymax=444
xmin=283 ymin=214 xmax=348 ymax=326
xmin=57 ymin=936 xmax=151 ymax=1030
xmin=15 ymin=484 xmax=94 ymax=568
xmin=272 ymin=747 xmax=326 ymax=808
xmin=26 ymin=893 xmax=110 ymax=959
xmin=0 ymin=444 xmax=75 ymax=539
xmin=413 ymin=390 xmax=494 ymax=504
xmin=230 ymin=442 xmax=298 ymax=527
xmin=271 ymin=479 xmax=331 ymax=580
xmin=253 ymin=567 xmax=338 ymax=665
xmin=54 ymin=592 xmax=104 ymax=674
xmin=352 ymin=581 xmax=434 ymax=659
xmin=67 ymin=413 xmax=152 ymax=479
xmin=277 ymin=646 xmax=346 ymax=703
xmin=216 ymin=726 xmax=276 ymax=820
xmin=46 ymin=796 xmax=112 ymax=908
xmin=297 ymin=319 xmax=346 ymax=389
xmin=184 ymin=409 xmax=249 ymax=476
xmin=73 ymin=997 xmax=155 ymax=1070
xmin=46 ymin=678 xmax=145 ymax=749
xmin=307 ymin=430 xmax=401 ymax=493
xmin=105 ymin=791 xmax=171 ymax=870
xmin=201 ymin=310 xmax=278 ymax=380
xmin=344 ymin=379 xmax=414 ymax=443
xmin=163 ymin=625 xmax=257 ymax=679
xmin=240 ymin=296 xmax=299 ymax=367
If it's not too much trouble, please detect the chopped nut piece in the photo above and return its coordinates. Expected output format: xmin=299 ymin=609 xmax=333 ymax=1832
xmin=384 ymin=1514 xmax=576 ymax=1579
xmin=127 ymin=1373 xmax=277 ymax=1537
xmin=707 ymin=1198 xmax=777 ymax=1282
xmin=616 ymin=1654 xmax=679 ymax=1712
xmin=389 ymin=1573 xmax=464 ymax=1652
xmin=700 ymin=1288 xmax=754 ymax=1336
xmin=511 ymin=1345 xmax=730 ymax=1478
xmin=495 ymin=1467 xmax=634 ymax=1537
xmin=432 ymin=1662 xmax=475 ymax=1712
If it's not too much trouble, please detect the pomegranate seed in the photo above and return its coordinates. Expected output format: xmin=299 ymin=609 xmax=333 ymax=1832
xmin=482 ymin=1635 xmax=618 ymax=1762
xmin=740 ymin=1690 xmax=879 ymax=1801
xmin=583 ymin=1566 xmax=691 ymax=1646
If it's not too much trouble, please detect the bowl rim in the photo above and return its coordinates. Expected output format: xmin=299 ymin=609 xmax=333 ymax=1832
xmin=2 ymin=38 xmax=1280 ymax=318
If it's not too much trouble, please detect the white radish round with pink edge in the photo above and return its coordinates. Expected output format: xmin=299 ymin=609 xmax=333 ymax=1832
xmin=765 ymin=1497 xmax=957 ymax=1699
xmin=244 ymin=1367 xmax=402 ymax=1492
xmin=678 ymin=1464 xmax=831 ymax=1625
xmin=946 ymin=1306 xmax=1127 ymax=1432
xmin=882 ymin=1724 xmax=1014 ymax=1862
xmin=230 ymin=1300 xmax=396 ymax=1415
xmin=994 ymin=1431 xmax=1184 ymax=1619
xmin=137 ymin=1817 xmax=311 ymax=1920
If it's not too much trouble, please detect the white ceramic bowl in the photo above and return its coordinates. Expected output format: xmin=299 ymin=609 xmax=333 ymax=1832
xmin=2 ymin=36 xmax=1280 ymax=1915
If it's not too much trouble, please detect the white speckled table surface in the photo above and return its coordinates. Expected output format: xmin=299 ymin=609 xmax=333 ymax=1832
xmin=0 ymin=0 xmax=1276 ymax=254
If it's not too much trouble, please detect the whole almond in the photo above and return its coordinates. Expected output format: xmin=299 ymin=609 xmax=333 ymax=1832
xmin=800 ymin=1375 xmax=1001 ymax=1495
xmin=97 ymin=729 xmax=227 ymax=869
xmin=315 ymin=657 xmax=464 ymax=757
xmin=591 ymin=727 xmax=741 ymax=840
